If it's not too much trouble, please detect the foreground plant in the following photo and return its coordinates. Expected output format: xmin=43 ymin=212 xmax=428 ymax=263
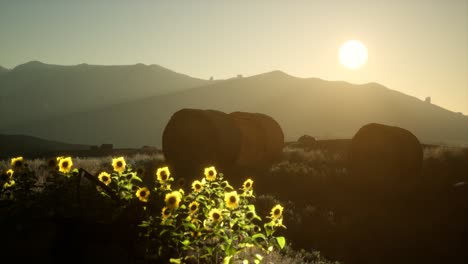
xmin=137 ymin=166 xmax=286 ymax=263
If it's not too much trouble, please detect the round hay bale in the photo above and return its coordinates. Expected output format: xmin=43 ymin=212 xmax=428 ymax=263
xmin=229 ymin=111 xmax=284 ymax=167
xmin=162 ymin=109 xmax=242 ymax=172
xmin=348 ymin=123 xmax=423 ymax=201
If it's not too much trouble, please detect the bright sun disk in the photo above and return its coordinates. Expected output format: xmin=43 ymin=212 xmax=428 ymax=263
xmin=339 ymin=40 xmax=368 ymax=69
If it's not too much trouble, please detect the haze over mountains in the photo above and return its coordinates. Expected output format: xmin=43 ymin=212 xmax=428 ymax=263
xmin=1 ymin=61 xmax=467 ymax=148
xmin=0 ymin=61 xmax=208 ymax=126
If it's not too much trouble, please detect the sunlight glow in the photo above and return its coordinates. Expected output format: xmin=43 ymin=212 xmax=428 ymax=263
xmin=339 ymin=40 xmax=368 ymax=69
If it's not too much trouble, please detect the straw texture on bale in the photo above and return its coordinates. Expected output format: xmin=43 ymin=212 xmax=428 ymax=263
xmin=229 ymin=111 xmax=284 ymax=166
xmin=162 ymin=109 xmax=284 ymax=171
xmin=162 ymin=109 xmax=242 ymax=170
xmin=348 ymin=123 xmax=423 ymax=201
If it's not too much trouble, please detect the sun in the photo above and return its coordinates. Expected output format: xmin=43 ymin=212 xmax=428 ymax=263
xmin=339 ymin=40 xmax=368 ymax=69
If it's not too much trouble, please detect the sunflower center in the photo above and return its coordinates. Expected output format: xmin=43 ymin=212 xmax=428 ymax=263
xmin=195 ymin=184 xmax=201 ymax=190
xmin=208 ymin=170 xmax=214 ymax=176
xmin=62 ymin=161 xmax=69 ymax=168
xmin=168 ymin=197 xmax=176 ymax=205
xmin=140 ymin=191 xmax=147 ymax=197
xmin=190 ymin=204 xmax=197 ymax=211
xmin=229 ymin=196 xmax=237 ymax=203
xmin=102 ymin=176 xmax=109 ymax=182
xmin=164 ymin=209 xmax=170 ymax=215
xmin=246 ymin=182 xmax=251 ymax=188
xmin=117 ymin=161 xmax=123 ymax=167
xmin=213 ymin=213 xmax=220 ymax=220
xmin=274 ymin=209 xmax=280 ymax=216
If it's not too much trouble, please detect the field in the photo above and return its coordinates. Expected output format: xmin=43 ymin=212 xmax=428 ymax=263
xmin=1 ymin=141 xmax=467 ymax=263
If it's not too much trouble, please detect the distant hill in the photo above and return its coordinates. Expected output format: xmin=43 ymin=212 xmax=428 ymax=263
xmin=3 ymin=69 xmax=467 ymax=148
xmin=0 ymin=61 xmax=209 ymax=125
xmin=0 ymin=66 xmax=8 ymax=76
xmin=0 ymin=134 xmax=89 ymax=159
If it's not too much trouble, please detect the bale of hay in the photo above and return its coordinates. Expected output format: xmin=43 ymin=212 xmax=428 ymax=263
xmin=229 ymin=111 xmax=284 ymax=167
xmin=162 ymin=108 xmax=242 ymax=172
xmin=347 ymin=123 xmax=423 ymax=202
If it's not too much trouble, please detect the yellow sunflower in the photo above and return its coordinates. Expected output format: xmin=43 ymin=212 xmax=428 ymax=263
xmin=156 ymin=166 xmax=171 ymax=183
xmin=209 ymin=208 xmax=223 ymax=223
xmin=204 ymin=166 xmax=217 ymax=181
xmin=161 ymin=206 xmax=172 ymax=219
xmin=11 ymin=157 xmax=24 ymax=168
xmin=270 ymin=204 xmax=284 ymax=220
xmin=224 ymin=191 xmax=239 ymax=210
xmin=58 ymin=157 xmax=73 ymax=173
xmin=191 ymin=180 xmax=203 ymax=192
xmin=98 ymin=172 xmax=112 ymax=185
xmin=6 ymin=169 xmax=14 ymax=179
xmin=136 ymin=187 xmax=150 ymax=202
xmin=188 ymin=201 xmax=200 ymax=215
xmin=165 ymin=190 xmax=182 ymax=209
xmin=243 ymin=179 xmax=254 ymax=190
xmin=3 ymin=180 xmax=15 ymax=189
xmin=112 ymin=157 xmax=126 ymax=173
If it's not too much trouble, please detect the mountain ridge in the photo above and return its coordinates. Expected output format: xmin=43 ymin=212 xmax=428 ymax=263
xmin=2 ymin=66 xmax=466 ymax=148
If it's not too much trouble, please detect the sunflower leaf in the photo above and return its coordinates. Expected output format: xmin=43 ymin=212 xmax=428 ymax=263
xmin=276 ymin=236 xmax=286 ymax=249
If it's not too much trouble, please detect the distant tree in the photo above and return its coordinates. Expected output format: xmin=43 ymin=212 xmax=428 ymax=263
xmin=209 ymin=76 xmax=214 ymax=81
xmin=425 ymin=96 xmax=431 ymax=103
xmin=237 ymin=74 xmax=243 ymax=78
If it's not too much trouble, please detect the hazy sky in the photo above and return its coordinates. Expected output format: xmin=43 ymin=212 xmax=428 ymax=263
xmin=1 ymin=0 xmax=467 ymax=114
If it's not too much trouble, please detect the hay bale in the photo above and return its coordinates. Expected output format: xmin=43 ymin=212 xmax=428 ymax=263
xmin=162 ymin=108 xmax=241 ymax=172
xmin=348 ymin=123 xmax=423 ymax=201
xmin=229 ymin=111 xmax=284 ymax=167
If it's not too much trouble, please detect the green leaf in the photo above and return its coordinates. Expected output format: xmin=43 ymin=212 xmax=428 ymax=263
xmin=276 ymin=236 xmax=286 ymax=249
xmin=223 ymin=256 xmax=232 ymax=264
xmin=181 ymin=240 xmax=191 ymax=246
xmin=184 ymin=223 xmax=197 ymax=231
xmin=170 ymin=258 xmax=182 ymax=263
xmin=251 ymin=233 xmax=267 ymax=241
xmin=132 ymin=175 xmax=143 ymax=182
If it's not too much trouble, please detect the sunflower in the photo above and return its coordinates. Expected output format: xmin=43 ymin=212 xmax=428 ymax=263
xmin=243 ymin=179 xmax=254 ymax=190
xmin=161 ymin=206 xmax=172 ymax=219
xmin=58 ymin=157 xmax=73 ymax=173
xmin=165 ymin=190 xmax=182 ymax=209
xmin=156 ymin=166 xmax=170 ymax=183
xmin=204 ymin=166 xmax=217 ymax=181
xmin=136 ymin=187 xmax=150 ymax=202
xmin=209 ymin=208 xmax=223 ymax=223
xmin=188 ymin=201 xmax=200 ymax=215
xmin=112 ymin=157 xmax=126 ymax=173
xmin=11 ymin=157 xmax=24 ymax=168
xmin=3 ymin=180 xmax=15 ymax=189
xmin=6 ymin=169 xmax=14 ymax=179
xmin=98 ymin=172 xmax=112 ymax=185
xmin=224 ymin=191 xmax=239 ymax=210
xmin=270 ymin=204 xmax=284 ymax=220
xmin=191 ymin=180 xmax=203 ymax=192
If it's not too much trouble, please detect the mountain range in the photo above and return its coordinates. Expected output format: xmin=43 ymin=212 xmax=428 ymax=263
xmin=1 ymin=61 xmax=467 ymax=149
